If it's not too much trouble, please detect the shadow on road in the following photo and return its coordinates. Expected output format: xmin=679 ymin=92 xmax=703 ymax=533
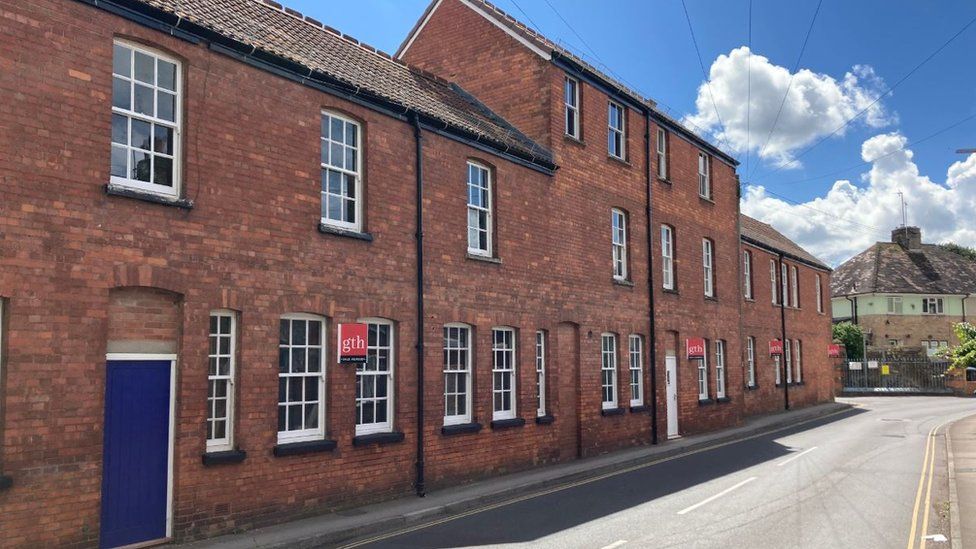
xmin=361 ymin=407 xmax=865 ymax=548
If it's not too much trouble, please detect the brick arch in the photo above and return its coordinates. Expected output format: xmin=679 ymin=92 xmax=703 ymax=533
xmin=111 ymin=264 xmax=188 ymax=296
xmin=107 ymin=286 xmax=183 ymax=354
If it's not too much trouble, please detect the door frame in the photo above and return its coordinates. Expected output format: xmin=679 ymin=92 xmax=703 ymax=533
xmin=104 ymin=353 xmax=178 ymax=543
xmin=665 ymin=354 xmax=679 ymax=438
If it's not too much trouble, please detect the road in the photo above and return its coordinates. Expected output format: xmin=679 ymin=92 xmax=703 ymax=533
xmin=344 ymin=397 xmax=976 ymax=549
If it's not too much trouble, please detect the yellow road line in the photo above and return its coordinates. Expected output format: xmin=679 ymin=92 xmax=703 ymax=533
xmin=907 ymin=424 xmax=936 ymax=549
xmin=920 ymin=421 xmax=949 ymax=549
xmin=338 ymin=407 xmax=853 ymax=549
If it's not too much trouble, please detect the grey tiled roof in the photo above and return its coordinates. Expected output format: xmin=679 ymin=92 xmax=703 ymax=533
xmin=831 ymin=242 xmax=976 ymax=297
xmin=740 ymin=215 xmax=830 ymax=270
xmin=137 ymin=0 xmax=554 ymax=167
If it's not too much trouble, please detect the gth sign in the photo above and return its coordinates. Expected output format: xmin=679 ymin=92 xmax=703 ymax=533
xmin=338 ymin=323 xmax=368 ymax=364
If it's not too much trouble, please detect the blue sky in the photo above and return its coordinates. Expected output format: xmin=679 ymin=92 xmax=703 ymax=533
xmin=288 ymin=0 xmax=976 ymax=264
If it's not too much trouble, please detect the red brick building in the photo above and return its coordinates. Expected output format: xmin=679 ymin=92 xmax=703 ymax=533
xmin=0 ymin=0 xmax=832 ymax=547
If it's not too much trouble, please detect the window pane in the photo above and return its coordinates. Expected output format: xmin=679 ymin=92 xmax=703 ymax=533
xmin=134 ymin=51 xmax=155 ymax=84
xmin=154 ymin=156 xmax=173 ymax=187
xmin=152 ymin=125 xmax=172 ymax=154
xmin=113 ymin=44 xmax=131 ymax=77
xmin=112 ymin=77 xmax=130 ymax=110
xmin=345 ymin=123 xmax=357 ymax=145
xmin=110 ymin=145 xmax=128 ymax=178
xmin=131 ymin=150 xmax=151 ymax=182
xmin=133 ymin=83 xmax=154 ymax=116
xmin=131 ymin=119 xmax=151 ymax=150
xmin=158 ymin=59 xmax=176 ymax=91
xmin=157 ymin=91 xmax=175 ymax=122
xmin=112 ymin=114 xmax=128 ymax=145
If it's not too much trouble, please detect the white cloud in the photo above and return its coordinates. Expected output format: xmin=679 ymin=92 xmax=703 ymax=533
xmin=684 ymin=47 xmax=894 ymax=168
xmin=741 ymin=132 xmax=976 ymax=266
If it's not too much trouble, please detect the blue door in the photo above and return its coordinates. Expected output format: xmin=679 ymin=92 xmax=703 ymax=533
xmin=100 ymin=360 xmax=172 ymax=548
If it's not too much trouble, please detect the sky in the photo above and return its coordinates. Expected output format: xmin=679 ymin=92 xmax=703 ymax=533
xmin=288 ymin=0 xmax=976 ymax=266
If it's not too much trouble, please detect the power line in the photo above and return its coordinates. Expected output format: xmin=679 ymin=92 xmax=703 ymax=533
xmin=756 ymin=188 xmax=890 ymax=235
xmin=747 ymin=0 xmax=823 ymax=182
xmin=755 ymin=12 xmax=976 ymax=182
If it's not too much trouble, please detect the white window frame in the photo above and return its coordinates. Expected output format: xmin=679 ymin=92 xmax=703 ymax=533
xmin=774 ymin=355 xmax=782 ymax=385
xmin=443 ymin=323 xmax=473 ymax=426
xmin=698 ymin=344 xmax=709 ymax=400
xmin=794 ymin=339 xmax=802 ymax=383
xmin=790 ymin=265 xmax=799 ymax=308
xmin=467 ymin=161 xmax=493 ymax=257
xmin=492 ymin=327 xmax=517 ymax=421
xmin=698 ymin=152 xmax=710 ymax=198
xmin=662 ymin=225 xmax=675 ymax=290
xmin=816 ymin=274 xmax=824 ymax=313
xmin=657 ymin=128 xmax=668 ymax=179
xmin=923 ymin=297 xmax=944 ymax=315
xmin=703 ymin=238 xmax=714 ymax=298
xmin=536 ymin=331 xmax=547 ymax=417
xmin=781 ymin=263 xmax=789 ymax=307
xmin=564 ymin=76 xmax=580 ymax=138
xmin=601 ymin=333 xmax=618 ymax=409
xmin=715 ymin=340 xmax=726 ymax=399
xmin=746 ymin=336 xmax=756 ymax=387
xmin=355 ymin=318 xmax=395 ymax=436
xmin=886 ymin=296 xmax=903 ymax=314
xmin=320 ymin=111 xmax=363 ymax=231
xmin=743 ymin=250 xmax=753 ymax=299
xmin=770 ymin=259 xmax=778 ymax=304
xmin=207 ymin=310 xmax=236 ymax=452
xmin=277 ymin=314 xmax=327 ymax=444
xmin=629 ymin=335 xmax=644 ymax=406
xmin=110 ymin=39 xmax=182 ymax=197
xmin=608 ymin=101 xmax=625 ymax=159
xmin=785 ymin=338 xmax=793 ymax=384
xmin=612 ymin=209 xmax=628 ymax=280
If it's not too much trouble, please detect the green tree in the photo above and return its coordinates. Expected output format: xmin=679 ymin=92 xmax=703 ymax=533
xmin=939 ymin=242 xmax=976 ymax=261
xmin=939 ymin=322 xmax=976 ymax=371
xmin=832 ymin=321 xmax=864 ymax=361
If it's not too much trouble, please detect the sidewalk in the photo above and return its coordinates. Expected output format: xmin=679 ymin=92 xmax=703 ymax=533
xmin=948 ymin=414 xmax=976 ymax=548
xmin=183 ymin=401 xmax=853 ymax=548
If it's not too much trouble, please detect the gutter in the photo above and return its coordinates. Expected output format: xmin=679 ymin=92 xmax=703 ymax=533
xmin=411 ymin=112 xmax=426 ymax=497
xmin=644 ymin=113 xmax=658 ymax=445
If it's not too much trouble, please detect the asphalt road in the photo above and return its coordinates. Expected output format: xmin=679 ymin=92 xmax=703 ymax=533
xmin=347 ymin=397 xmax=976 ymax=549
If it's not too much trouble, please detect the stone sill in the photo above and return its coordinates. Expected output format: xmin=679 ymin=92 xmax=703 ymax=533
xmin=352 ymin=432 xmax=405 ymax=446
xmin=201 ymin=449 xmax=247 ymax=466
xmin=273 ymin=439 xmax=337 ymax=457
xmin=490 ymin=418 xmax=526 ymax=430
xmin=441 ymin=422 xmax=482 ymax=436
xmin=105 ymin=184 xmax=194 ymax=209
xmin=601 ymin=406 xmax=625 ymax=416
xmin=535 ymin=415 xmax=555 ymax=425
xmin=317 ymin=223 xmax=373 ymax=242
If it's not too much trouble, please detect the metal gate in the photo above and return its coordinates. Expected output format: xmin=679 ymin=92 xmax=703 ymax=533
xmin=843 ymin=355 xmax=951 ymax=394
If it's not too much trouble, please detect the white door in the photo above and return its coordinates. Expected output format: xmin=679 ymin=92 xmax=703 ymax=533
xmin=666 ymin=355 xmax=679 ymax=438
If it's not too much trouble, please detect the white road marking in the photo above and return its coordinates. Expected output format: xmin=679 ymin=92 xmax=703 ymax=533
xmin=600 ymin=540 xmax=628 ymax=549
xmin=777 ymin=446 xmax=819 ymax=467
xmin=923 ymin=534 xmax=947 ymax=543
xmin=677 ymin=477 xmax=757 ymax=515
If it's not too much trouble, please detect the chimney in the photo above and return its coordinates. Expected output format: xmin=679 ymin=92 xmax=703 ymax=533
xmin=892 ymin=226 xmax=922 ymax=251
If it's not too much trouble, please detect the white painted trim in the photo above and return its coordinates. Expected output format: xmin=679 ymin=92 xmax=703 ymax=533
xmin=103 ymin=353 xmax=178 ymax=541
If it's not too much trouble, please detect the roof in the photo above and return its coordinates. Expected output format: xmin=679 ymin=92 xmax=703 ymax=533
xmin=127 ymin=0 xmax=554 ymax=169
xmin=831 ymin=242 xmax=976 ymax=297
xmin=397 ymin=0 xmax=737 ymax=166
xmin=740 ymin=215 xmax=830 ymax=271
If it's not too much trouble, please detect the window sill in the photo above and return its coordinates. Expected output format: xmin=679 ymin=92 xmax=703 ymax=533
xmin=793 ymin=381 xmax=805 ymax=386
xmin=466 ymin=253 xmax=502 ymax=265
xmin=613 ymin=278 xmax=635 ymax=288
xmin=745 ymin=384 xmax=759 ymax=391
xmin=629 ymin=405 xmax=648 ymax=413
xmin=105 ymin=184 xmax=194 ymax=209
xmin=201 ymin=449 xmax=247 ymax=466
xmin=662 ymin=288 xmax=679 ymax=295
xmin=601 ymin=406 xmax=625 ymax=416
xmin=535 ymin=415 xmax=555 ymax=425
xmin=490 ymin=417 xmax=525 ymax=430
xmin=441 ymin=422 xmax=482 ymax=436
xmin=608 ymin=154 xmax=630 ymax=167
xmin=705 ymin=296 xmax=719 ymax=302
xmin=353 ymin=431 xmax=405 ymax=446
xmin=699 ymin=195 xmax=715 ymax=205
xmin=0 ymin=474 xmax=11 ymax=491
xmin=273 ymin=439 xmax=337 ymax=457
xmin=744 ymin=297 xmax=755 ymax=303
xmin=716 ymin=396 xmax=732 ymax=404
xmin=698 ymin=398 xmax=715 ymax=406
xmin=657 ymin=177 xmax=672 ymax=185
xmin=564 ymin=134 xmax=585 ymax=147
xmin=317 ymin=223 xmax=373 ymax=242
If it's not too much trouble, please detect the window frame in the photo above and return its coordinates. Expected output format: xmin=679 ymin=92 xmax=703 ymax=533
xmin=702 ymin=238 xmax=715 ymax=298
xmin=320 ymin=110 xmax=364 ymax=231
xmin=794 ymin=339 xmax=802 ymax=383
xmin=698 ymin=151 xmax=711 ymax=199
xmin=816 ymin=274 xmax=824 ymax=313
xmin=774 ymin=355 xmax=782 ymax=385
xmin=662 ymin=225 xmax=675 ymax=290
xmin=443 ymin=323 xmax=473 ymax=426
xmin=697 ymin=343 xmax=709 ymax=400
xmin=743 ymin=250 xmax=753 ymax=299
xmin=110 ymin=39 xmax=182 ymax=198
xmin=922 ymin=297 xmax=944 ymax=315
xmin=355 ymin=318 xmax=395 ymax=436
xmin=770 ymin=259 xmax=778 ymax=304
xmin=656 ymin=128 xmax=668 ymax=179
xmin=491 ymin=327 xmax=517 ymax=421
xmin=715 ymin=340 xmax=726 ymax=399
xmin=601 ymin=333 xmax=619 ymax=410
xmin=628 ymin=334 xmax=644 ymax=407
xmin=207 ymin=310 xmax=237 ymax=452
xmin=564 ymin=76 xmax=580 ymax=138
xmin=886 ymin=296 xmax=903 ymax=314
xmin=781 ymin=262 xmax=789 ymax=307
xmin=746 ymin=336 xmax=756 ymax=388
xmin=790 ymin=265 xmax=799 ymax=308
xmin=785 ymin=338 xmax=793 ymax=384
xmin=536 ymin=330 xmax=547 ymax=417
xmin=608 ymin=101 xmax=626 ymax=159
xmin=277 ymin=313 xmax=327 ymax=444
xmin=612 ymin=209 xmax=628 ymax=281
xmin=466 ymin=161 xmax=493 ymax=257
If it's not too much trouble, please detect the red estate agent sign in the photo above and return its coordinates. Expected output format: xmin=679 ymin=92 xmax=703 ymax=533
xmin=686 ymin=338 xmax=705 ymax=359
xmin=769 ymin=339 xmax=783 ymax=356
xmin=338 ymin=323 xmax=368 ymax=364
xmin=828 ymin=344 xmax=841 ymax=357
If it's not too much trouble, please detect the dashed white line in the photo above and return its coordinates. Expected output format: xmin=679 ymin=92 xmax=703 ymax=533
xmin=677 ymin=477 xmax=757 ymax=515
xmin=777 ymin=446 xmax=819 ymax=467
xmin=600 ymin=540 xmax=628 ymax=549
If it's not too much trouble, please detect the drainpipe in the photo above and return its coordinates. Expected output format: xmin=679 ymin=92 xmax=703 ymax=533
xmin=644 ymin=113 xmax=659 ymax=445
xmin=411 ymin=111 xmax=426 ymax=497
xmin=845 ymin=295 xmax=857 ymax=325
xmin=778 ymin=253 xmax=790 ymax=410
xmin=963 ymin=293 xmax=971 ymax=322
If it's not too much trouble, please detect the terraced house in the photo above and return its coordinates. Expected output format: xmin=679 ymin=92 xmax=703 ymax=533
xmin=0 ymin=0 xmax=833 ymax=546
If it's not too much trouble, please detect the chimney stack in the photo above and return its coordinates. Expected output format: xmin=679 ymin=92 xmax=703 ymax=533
xmin=892 ymin=226 xmax=922 ymax=251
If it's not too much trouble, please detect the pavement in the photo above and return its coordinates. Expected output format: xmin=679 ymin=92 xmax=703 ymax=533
xmin=181 ymin=400 xmax=856 ymax=549
xmin=948 ymin=413 xmax=976 ymax=548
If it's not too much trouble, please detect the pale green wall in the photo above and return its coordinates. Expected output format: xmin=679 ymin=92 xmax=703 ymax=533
xmin=831 ymin=293 xmax=969 ymax=320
